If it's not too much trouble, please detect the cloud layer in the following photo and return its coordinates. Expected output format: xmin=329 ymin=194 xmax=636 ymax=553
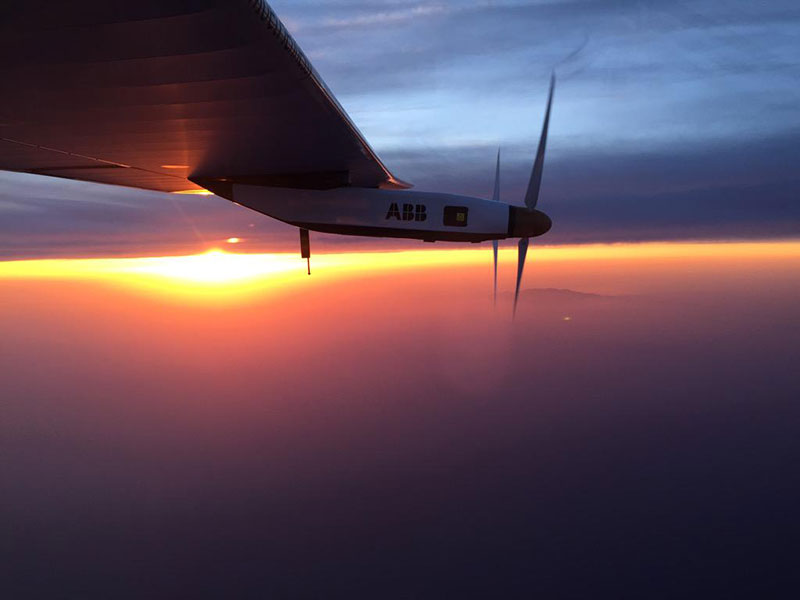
xmin=2 ymin=248 xmax=799 ymax=597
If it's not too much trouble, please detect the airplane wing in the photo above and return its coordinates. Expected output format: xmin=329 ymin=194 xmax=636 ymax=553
xmin=0 ymin=0 xmax=410 ymax=194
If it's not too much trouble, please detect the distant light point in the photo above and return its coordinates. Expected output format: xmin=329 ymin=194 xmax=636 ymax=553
xmin=563 ymin=316 xmax=572 ymax=321
xmin=226 ymin=237 xmax=242 ymax=244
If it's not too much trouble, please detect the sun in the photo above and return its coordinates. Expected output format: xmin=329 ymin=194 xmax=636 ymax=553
xmin=117 ymin=249 xmax=299 ymax=284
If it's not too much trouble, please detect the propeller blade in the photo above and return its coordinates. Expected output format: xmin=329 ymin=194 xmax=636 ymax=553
xmin=513 ymin=237 xmax=530 ymax=317
xmin=492 ymin=148 xmax=501 ymax=202
xmin=491 ymin=148 xmax=501 ymax=304
xmin=523 ymin=73 xmax=555 ymax=210
xmin=492 ymin=239 xmax=499 ymax=305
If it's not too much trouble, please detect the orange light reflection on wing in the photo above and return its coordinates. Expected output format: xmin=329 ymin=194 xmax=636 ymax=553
xmin=172 ymin=189 xmax=213 ymax=196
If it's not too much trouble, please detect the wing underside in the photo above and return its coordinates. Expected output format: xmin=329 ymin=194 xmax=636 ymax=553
xmin=0 ymin=0 xmax=409 ymax=194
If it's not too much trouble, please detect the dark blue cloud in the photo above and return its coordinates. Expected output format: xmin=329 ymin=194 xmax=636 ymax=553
xmin=275 ymin=0 xmax=800 ymax=152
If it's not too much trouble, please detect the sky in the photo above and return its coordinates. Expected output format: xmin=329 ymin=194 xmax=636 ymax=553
xmin=1 ymin=0 xmax=798 ymax=258
xmin=2 ymin=2 xmax=800 ymax=598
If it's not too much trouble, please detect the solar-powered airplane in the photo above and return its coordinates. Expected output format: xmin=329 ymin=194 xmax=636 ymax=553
xmin=0 ymin=0 xmax=553 ymax=311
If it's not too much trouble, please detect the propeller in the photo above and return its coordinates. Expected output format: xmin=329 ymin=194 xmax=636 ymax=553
xmin=491 ymin=148 xmax=501 ymax=305
xmin=486 ymin=74 xmax=554 ymax=314
xmin=513 ymin=73 xmax=555 ymax=317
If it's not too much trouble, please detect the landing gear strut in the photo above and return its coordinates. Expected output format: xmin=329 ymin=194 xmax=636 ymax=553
xmin=299 ymin=228 xmax=311 ymax=275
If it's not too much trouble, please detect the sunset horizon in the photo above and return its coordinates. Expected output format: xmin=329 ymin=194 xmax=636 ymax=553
xmin=2 ymin=1 xmax=798 ymax=598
